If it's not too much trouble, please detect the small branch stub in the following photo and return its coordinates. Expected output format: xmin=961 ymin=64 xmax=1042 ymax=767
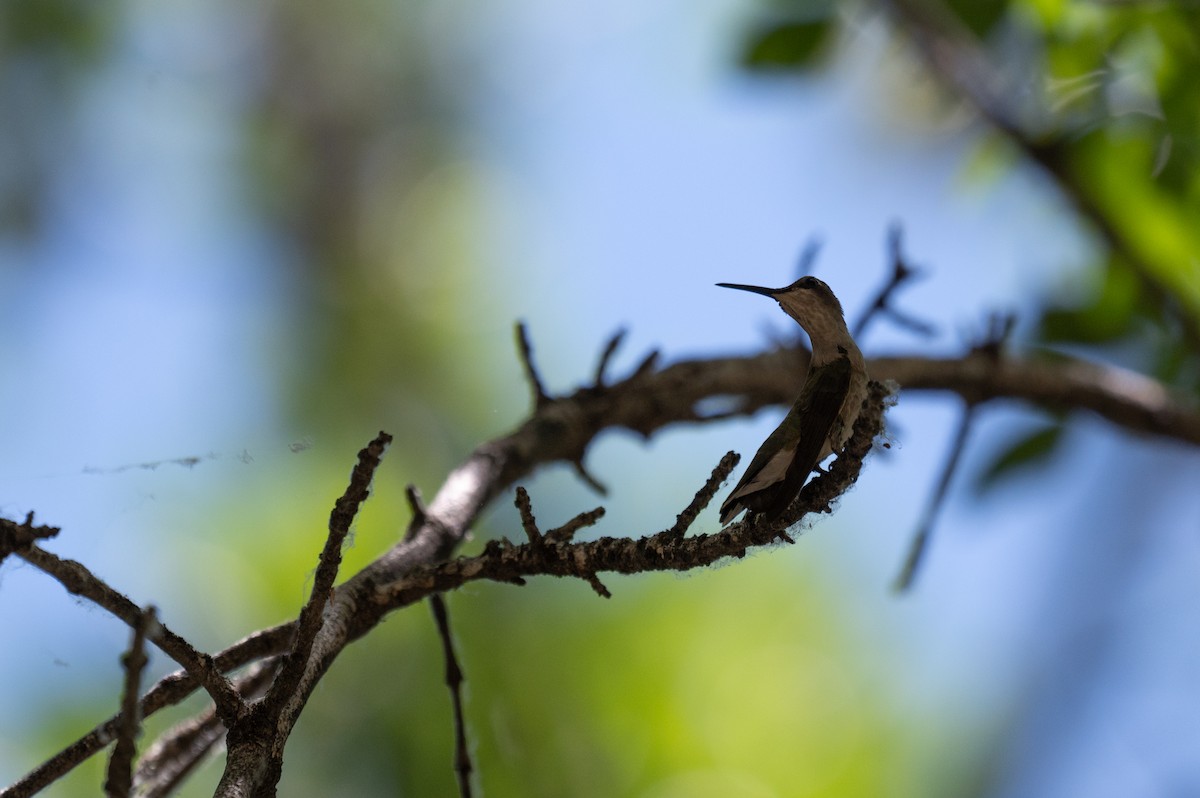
xmin=515 ymin=322 xmax=551 ymax=408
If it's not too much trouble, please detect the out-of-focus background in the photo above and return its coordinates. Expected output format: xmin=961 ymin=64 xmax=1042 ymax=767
xmin=2 ymin=1 xmax=1198 ymax=795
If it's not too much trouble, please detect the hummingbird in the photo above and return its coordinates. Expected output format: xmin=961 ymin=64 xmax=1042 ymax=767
xmin=717 ymin=276 xmax=869 ymax=525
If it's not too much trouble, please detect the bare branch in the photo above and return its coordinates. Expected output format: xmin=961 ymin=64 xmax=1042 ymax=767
xmin=266 ymin=431 xmax=392 ymax=713
xmin=404 ymin=483 xmax=428 ymax=540
xmin=583 ymin=571 xmax=612 ymax=598
xmin=376 ymin=382 xmax=890 ymax=609
xmin=515 ymin=321 xmax=550 ymax=407
xmin=10 ymin=544 xmax=244 ymax=725
xmin=544 ymin=506 xmax=605 ymax=544
xmin=135 ymin=712 xmax=224 ymax=798
xmin=594 ymin=328 xmax=627 ymax=387
xmin=429 ymin=595 xmax=473 ymax=798
xmin=853 ymin=222 xmax=934 ymax=340
xmin=9 ymin=327 xmax=1199 ymax=794
xmin=134 ymin=661 xmax=277 ymax=798
xmin=893 ymin=312 xmax=1016 ymax=590
xmin=870 ymin=353 xmax=1199 ymax=443
xmin=571 ymin=458 xmax=608 ymax=496
xmin=135 ymin=712 xmax=225 ymax=798
xmin=628 ymin=349 xmax=660 ymax=382
xmin=104 ymin=606 xmax=156 ymax=798
xmin=4 ymin=623 xmax=295 ymax=798
xmin=513 ymin=486 xmax=541 ymax=544
xmin=894 ymin=403 xmax=977 ymax=592
xmin=0 ymin=512 xmax=60 ymax=567
xmin=664 ymin=451 xmax=740 ymax=540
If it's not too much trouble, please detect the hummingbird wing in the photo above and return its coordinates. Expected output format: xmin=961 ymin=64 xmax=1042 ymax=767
xmin=719 ymin=357 xmax=853 ymax=524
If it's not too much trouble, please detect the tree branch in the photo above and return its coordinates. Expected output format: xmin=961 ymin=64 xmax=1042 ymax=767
xmin=376 ymin=382 xmax=890 ymax=608
xmin=7 ymin=544 xmax=244 ymax=726
xmin=7 ymin=335 xmax=1197 ymax=795
xmin=264 ymin=432 xmax=391 ymax=714
xmin=104 ymin=606 xmax=156 ymax=798
xmin=429 ymin=595 xmax=472 ymax=798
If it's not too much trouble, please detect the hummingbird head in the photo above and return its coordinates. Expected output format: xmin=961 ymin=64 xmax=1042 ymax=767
xmin=717 ymin=276 xmax=847 ymax=329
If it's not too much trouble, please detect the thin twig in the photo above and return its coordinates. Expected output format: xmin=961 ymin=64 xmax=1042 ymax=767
xmin=104 ymin=606 xmax=156 ymax=798
xmin=894 ymin=312 xmax=1013 ymax=591
xmin=514 ymin=487 xmax=541 ymax=544
xmin=893 ymin=402 xmax=976 ymax=592
xmin=583 ymin=571 xmax=612 ymax=598
xmin=429 ymin=595 xmax=473 ymax=798
xmin=853 ymin=222 xmax=934 ymax=340
xmin=5 ymin=623 xmax=295 ymax=798
xmin=571 ymin=459 xmax=608 ymax=496
xmin=594 ymin=328 xmax=627 ymax=387
xmin=11 ymin=545 xmax=243 ymax=725
xmin=545 ymin=506 xmax=606 ymax=544
xmin=628 ymin=349 xmax=660 ymax=381
xmin=135 ymin=712 xmax=225 ymax=798
xmin=515 ymin=322 xmax=550 ymax=407
xmin=405 ymin=484 xmax=428 ymax=540
xmin=667 ymin=451 xmax=741 ymax=539
xmin=265 ymin=432 xmax=392 ymax=715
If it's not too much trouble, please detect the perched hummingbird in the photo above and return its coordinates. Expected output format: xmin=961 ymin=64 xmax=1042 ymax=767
xmin=717 ymin=276 xmax=869 ymax=525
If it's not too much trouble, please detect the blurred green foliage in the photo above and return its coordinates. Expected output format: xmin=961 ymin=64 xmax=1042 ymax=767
xmin=743 ymin=0 xmax=1200 ymax=486
xmin=5 ymin=0 xmax=1200 ymax=795
xmin=740 ymin=0 xmax=836 ymax=70
xmin=973 ymin=419 xmax=1064 ymax=492
xmin=742 ymin=20 xmax=832 ymax=69
xmin=0 ymin=0 xmax=115 ymax=235
xmin=0 ymin=0 xmax=113 ymax=61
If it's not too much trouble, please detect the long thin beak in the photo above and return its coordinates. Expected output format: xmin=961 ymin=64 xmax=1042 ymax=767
xmin=716 ymin=282 xmax=780 ymax=297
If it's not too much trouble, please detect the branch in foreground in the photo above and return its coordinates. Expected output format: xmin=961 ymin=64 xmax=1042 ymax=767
xmin=430 ymin=596 xmax=472 ymax=798
xmin=0 ymin=513 xmax=59 ymax=565
xmin=104 ymin=606 xmax=155 ymax=798
xmin=264 ymin=431 xmax=392 ymax=715
xmin=133 ymin=661 xmax=277 ymax=798
xmin=10 ymin=543 xmax=244 ymax=727
xmin=9 ymin=331 xmax=1198 ymax=794
xmin=666 ymin=451 xmax=740 ymax=540
xmin=377 ymin=381 xmax=891 ymax=609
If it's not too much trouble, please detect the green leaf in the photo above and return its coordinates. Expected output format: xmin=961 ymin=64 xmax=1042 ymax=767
xmin=0 ymin=0 xmax=113 ymax=61
xmin=945 ymin=0 xmax=1010 ymax=39
xmin=974 ymin=423 xmax=1064 ymax=492
xmin=742 ymin=20 xmax=832 ymax=71
xmin=1038 ymin=259 xmax=1143 ymax=345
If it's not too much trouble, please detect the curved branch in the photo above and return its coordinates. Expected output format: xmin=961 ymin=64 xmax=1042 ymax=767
xmin=9 ymin=341 xmax=1197 ymax=796
xmin=870 ymin=353 xmax=1199 ymax=444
